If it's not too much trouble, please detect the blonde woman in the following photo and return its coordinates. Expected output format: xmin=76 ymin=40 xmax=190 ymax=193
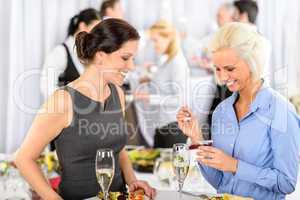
xmin=177 ymin=22 xmax=300 ymax=199
xmin=135 ymin=20 xmax=190 ymax=147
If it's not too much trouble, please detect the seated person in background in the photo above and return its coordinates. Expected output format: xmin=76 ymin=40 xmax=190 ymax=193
xmin=15 ymin=19 xmax=155 ymax=200
xmin=177 ymin=22 xmax=300 ymax=200
xmin=134 ymin=19 xmax=190 ymax=148
xmin=99 ymin=0 xmax=124 ymax=20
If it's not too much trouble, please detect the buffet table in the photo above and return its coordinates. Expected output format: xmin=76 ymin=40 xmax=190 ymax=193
xmin=1 ymin=152 xmax=300 ymax=200
xmin=133 ymin=170 xmax=300 ymax=200
xmin=85 ymin=169 xmax=300 ymax=200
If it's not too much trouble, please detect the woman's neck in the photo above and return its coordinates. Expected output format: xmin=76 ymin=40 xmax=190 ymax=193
xmin=77 ymin=65 xmax=110 ymax=100
xmin=238 ymin=78 xmax=262 ymax=106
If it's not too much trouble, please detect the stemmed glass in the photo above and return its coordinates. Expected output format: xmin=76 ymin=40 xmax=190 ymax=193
xmin=172 ymin=143 xmax=190 ymax=199
xmin=95 ymin=149 xmax=115 ymax=200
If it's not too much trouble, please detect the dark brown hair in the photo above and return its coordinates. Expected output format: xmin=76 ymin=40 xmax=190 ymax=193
xmin=234 ymin=0 xmax=258 ymax=24
xmin=99 ymin=0 xmax=120 ymax=19
xmin=75 ymin=18 xmax=140 ymax=64
xmin=67 ymin=8 xmax=100 ymax=36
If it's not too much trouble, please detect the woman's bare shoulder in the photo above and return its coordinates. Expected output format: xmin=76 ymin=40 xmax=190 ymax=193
xmin=39 ymin=88 xmax=73 ymax=128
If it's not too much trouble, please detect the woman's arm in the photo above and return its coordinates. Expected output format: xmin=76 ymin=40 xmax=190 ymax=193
xmin=115 ymin=85 xmax=156 ymax=198
xmin=14 ymin=90 xmax=72 ymax=200
xmin=119 ymin=148 xmax=137 ymax=184
xmin=119 ymin=148 xmax=155 ymax=197
xmin=115 ymin=85 xmax=138 ymax=184
xmin=197 ymin=163 xmax=223 ymax=189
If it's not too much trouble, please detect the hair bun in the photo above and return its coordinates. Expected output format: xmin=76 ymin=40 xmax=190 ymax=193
xmin=75 ymin=31 xmax=93 ymax=62
xmin=74 ymin=18 xmax=140 ymax=65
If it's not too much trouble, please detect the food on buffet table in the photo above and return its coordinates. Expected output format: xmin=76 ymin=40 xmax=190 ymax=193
xmin=98 ymin=192 xmax=124 ymax=200
xmin=205 ymin=193 xmax=253 ymax=200
xmin=36 ymin=151 xmax=60 ymax=173
xmin=129 ymin=189 xmax=145 ymax=200
xmin=0 ymin=160 xmax=9 ymax=176
xmin=128 ymin=149 xmax=160 ymax=172
xmin=98 ymin=190 xmax=145 ymax=200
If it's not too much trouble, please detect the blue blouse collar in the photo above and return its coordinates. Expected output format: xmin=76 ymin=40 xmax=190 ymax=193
xmin=227 ymin=79 xmax=271 ymax=112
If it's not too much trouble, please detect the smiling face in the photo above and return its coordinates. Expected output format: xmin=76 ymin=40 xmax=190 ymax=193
xmin=94 ymin=40 xmax=139 ymax=86
xmin=212 ymin=48 xmax=253 ymax=92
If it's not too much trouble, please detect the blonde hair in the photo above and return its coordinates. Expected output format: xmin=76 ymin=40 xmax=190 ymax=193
xmin=149 ymin=19 xmax=180 ymax=62
xmin=208 ymin=22 xmax=269 ymax=80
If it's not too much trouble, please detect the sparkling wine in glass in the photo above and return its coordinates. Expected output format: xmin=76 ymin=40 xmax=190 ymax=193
xmin=172 ymin=143 xmax=190 ymax=199
xmin=96 ymin=149 xmax=115 ymax=200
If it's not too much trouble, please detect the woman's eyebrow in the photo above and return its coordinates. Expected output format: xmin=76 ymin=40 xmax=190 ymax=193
xmin=120 ymin=52 xmax=133 ymax=57
xmin=213 ymin=64 xmax=235 ymax=69
xmin=223 ymin=65 xmax=235 ymax=69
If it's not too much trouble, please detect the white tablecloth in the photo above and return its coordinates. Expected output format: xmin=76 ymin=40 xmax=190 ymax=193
xmin=134 ymin=166 xmax=300 ymax=200
xmin=1 ymin=153 xmax=300 ymax=200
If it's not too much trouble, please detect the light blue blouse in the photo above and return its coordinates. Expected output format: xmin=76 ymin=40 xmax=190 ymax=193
xmin=198 ymin=83 xmax=300 ymax=200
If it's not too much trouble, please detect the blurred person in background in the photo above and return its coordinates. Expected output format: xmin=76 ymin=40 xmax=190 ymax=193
xmin=216 ymin=2 xmax=236 ymax=27
xmin=177 ymin=22 xmax=300 ymax=200
xmin=15 ymin=19 xmax=155 ymax=200
xmin=134 ymin=19 xmax=190 ymax=148
xmin=40 ymin=8 xmax=100 ymax=99
xmin=99 ymin=0 xmax=124 ymax=20
xmin=188 ymin=2 xmax=235 ymax=72
xmin=233 ymin=0 xmax=258 ymax=25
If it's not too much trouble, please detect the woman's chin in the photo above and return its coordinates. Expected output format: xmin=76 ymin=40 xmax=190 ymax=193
xmin=227 ymin=85 xmax=239 ymax=92
xmin=110 ymin=79 xmax=124 ymax=86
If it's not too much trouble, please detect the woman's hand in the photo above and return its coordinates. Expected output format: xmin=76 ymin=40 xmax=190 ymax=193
xmin=191 ymin=55 xmax=213 ymax=72
xmin=176 ymin=106 xmax=202 ymax=143
xmin=128 ymin=180 xmax=156 ymax=199
xmin=133 ymin=91 xmax=150 ymax=103
xmin=197 ymin=146 xmax=238 ymax=173
xmin=139 ymin=76 xmax=151 ymax=84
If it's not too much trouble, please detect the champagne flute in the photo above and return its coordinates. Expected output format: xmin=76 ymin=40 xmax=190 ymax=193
xmin=172 ymin=143 xmax=190 ymax=199
xmin=96 ymin=149 xmax=115 ymax=200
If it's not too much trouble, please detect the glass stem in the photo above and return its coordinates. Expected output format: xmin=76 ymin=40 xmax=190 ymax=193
xmin=178 ymin=181 xmax=184 ymax=199
xmin=104 ymin=191 xmax=109 ymax=200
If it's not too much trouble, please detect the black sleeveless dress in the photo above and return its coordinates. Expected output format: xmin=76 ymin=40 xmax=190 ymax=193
xmin=54 ymin=84 xmax=127 ymax=199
